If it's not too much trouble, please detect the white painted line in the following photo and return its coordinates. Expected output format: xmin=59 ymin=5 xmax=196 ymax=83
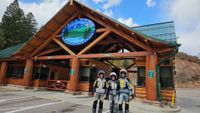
xmin=0 ymin=96 xmax=33 ymax=103
xmin=0 ymin=99 xmax=6 ymax=103
xmin=0 ymin=107 xmax=24 ymax=111
xmin=103 ymin=110 xmax=110 ymax=113
xmin=5 ymin=102 xmax=61 ymax=113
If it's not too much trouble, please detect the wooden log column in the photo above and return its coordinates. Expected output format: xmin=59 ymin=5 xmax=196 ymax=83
xmin=0 ymin=62 xmax=8 ymax=85
xmin=145 ymin=54 xmax=158 ymax=101
xmin=23 ymin=59 xmax=34 ymax=87
xmin=67 ymin=57 xmax=80 ymax=92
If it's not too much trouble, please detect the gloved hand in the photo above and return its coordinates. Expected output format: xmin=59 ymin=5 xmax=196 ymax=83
xmin=93 ymin=92 xmax=96 ymax=97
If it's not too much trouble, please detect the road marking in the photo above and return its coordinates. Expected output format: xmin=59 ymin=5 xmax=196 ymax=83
xmin=103 ymin=110 xmax=109 ymax=113
xmin=5 ymin=102 xmax=61 ymax=113
xmin=0 ymin=99 xmax=6 ymax=103
xmin=0 ymin=107 xmax=24 ymax=111
xmin=0 ymin=96 xmax=33 ymax=103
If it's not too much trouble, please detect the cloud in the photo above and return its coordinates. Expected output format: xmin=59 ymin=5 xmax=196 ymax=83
xmin=19 ymin=0 xmax=68 ymax=27
xmin=118 ymin=17 xmax=139 ymax=27
xmin=146 ymin=0 xmax=156 ymax=7
xmin=162 ymin=0 xmax=200 ymax=55
xmin=92 ymin=0 xmax=122 ymax=9
xmin=92 ymin=0 xmax=122 ymax=17
xmin=92 ymin=0 xmax=106 ymax=4
xmin=103 ymin=0 xmax=122 ymax=9
xmin=0 ymin=0 xmax=13 ymax=21
xmin=103 ymin=9 xmax=113 ymax=17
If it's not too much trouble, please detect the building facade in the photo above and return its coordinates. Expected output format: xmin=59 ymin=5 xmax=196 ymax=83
xmin=0 ymin=0 xmax=180 ymax=102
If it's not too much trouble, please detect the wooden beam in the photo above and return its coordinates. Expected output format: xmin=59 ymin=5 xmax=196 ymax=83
xmin=53 ymin=38 xmax=76 ymax=55
xmin=70 ymin=0 xmax=74 ymax=5
xmin=124 ymin=42 xmax=137 ymax=52
xmin=78 ymin=30 xmax=111 ymax=55
xmin=79 ymin=9 xmax=152 ymax=51
xmin=105 ymin=60 xmax=119 ymax=69
xmin=37 ymin=47 xmax=63 ymax=56
xmin=31 ymin=13 xmax=78 ymax=56
xmin=156 ymin=48 xmax=174 ymax=54
xmin=126 ymin=62 xmax=136 ymax=70
xmin=78 ymin=51 xmax=153 ymax=59
xmin=105 ymin=44 xmax=117 ymax=52
xmin=96 ymin=28 xmax=107 ymax=33
xmin=34 ymin=55 xmax=74 ymax=60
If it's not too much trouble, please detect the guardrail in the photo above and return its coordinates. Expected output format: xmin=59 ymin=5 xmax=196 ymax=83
xmin=46 ymin=80 xmax=68 ymax=91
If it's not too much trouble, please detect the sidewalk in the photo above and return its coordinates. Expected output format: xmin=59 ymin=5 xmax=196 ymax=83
xmin=0 ymin=86 xmax=181 ymax=113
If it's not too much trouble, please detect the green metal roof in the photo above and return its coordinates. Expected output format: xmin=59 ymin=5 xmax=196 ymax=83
xmin=0 ymin=43 xmax=25 ymax=59
xmin=132 ymin=21 xmax=177 ymax=43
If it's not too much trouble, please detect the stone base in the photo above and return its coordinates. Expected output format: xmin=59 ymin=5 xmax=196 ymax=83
xmin=142 ymin=99 xmax=163 ymax=107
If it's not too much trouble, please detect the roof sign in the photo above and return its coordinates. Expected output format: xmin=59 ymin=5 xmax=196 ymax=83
xmin=61 ymin=18 xmax=96 ymax=46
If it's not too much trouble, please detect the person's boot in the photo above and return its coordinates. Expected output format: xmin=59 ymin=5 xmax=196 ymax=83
xmin=98 ymin=101 xmax=103 ymax=113
xmin=92 ymin=100 xmax=98 ymax=113
xmin=118 ymin=104 xmax=123 ymax=113
xmin=114 ymin=103 xmax=118 ymax=113
xmin=110 ymin=102 xmax=114 ymax=113
xmin=125 ymin=103 xmax=129 ymax=113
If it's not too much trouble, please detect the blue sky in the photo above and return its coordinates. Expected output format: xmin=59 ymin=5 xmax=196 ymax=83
xmin=0 ymin=0 xmax=200 ymax=56
xmin=17 ymin=0 xmax=168 ymax=26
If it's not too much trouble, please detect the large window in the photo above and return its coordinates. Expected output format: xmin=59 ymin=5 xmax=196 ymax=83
xmin=7 ymin=66 xmax=25 ymax=79
xmin=137 ymin=67 xmax=146 ymax=86
xmin=160 ymin=67 xmax=174 ymax=88
xmin=79 ymin=67 xmax=90 ymax=82
xmin=33 ymin=67 xmax=49 ymax=80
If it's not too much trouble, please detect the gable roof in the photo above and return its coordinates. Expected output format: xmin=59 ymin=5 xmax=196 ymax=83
xmin=0 ymin=0 xmax=180 ymax=59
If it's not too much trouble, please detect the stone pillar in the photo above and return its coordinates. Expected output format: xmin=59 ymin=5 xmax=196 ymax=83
xmin=23 ymin=59 xmax=34 ymax=87
xmin=67 ymin=57 xmax=80 ymax=92
xmin=0 ymin=61 xmax=8 ymax=85
xmin=145 ymin=54 xmax=158 ymax=101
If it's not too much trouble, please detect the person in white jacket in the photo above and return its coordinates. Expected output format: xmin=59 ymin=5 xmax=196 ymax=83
xmin=92 ymin=70 xmax=107 ymax=113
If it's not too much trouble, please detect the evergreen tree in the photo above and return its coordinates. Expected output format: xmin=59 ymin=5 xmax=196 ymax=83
xmin=24 ymin=12 xmax=38 ymax=39
xmin=1 ymin=0 xmax=37 ymax=48
xmin=0 ymin=24 xmax=7 ymax=49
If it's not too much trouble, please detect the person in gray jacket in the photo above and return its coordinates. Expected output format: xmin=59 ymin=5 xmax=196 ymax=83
xmin=92 ymin=70 xmax=107 ymax=113
xmin=106 ymin=72 xmax=119 ymax=113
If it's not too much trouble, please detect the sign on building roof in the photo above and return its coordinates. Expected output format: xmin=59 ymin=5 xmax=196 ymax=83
xmin=61 ymin=18 xmax=96 ymax=46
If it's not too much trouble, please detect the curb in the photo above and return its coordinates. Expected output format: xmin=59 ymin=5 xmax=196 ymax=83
xmin=162 ymin=106 xmax=181 ymax=112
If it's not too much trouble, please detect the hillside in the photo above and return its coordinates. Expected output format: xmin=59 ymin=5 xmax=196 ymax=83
xmin=175 ymin=52 xmax=200 ymax=88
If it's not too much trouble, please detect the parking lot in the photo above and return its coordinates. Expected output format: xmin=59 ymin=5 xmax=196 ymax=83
xmin=0 ymin=93 xmax=92 ymax=113
xmin=2 ymin=86 xmax=199 ymax=113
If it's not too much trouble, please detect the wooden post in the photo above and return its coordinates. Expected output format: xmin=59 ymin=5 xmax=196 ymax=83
xmin=23 ymin=59 xmax=34 ymax=87
xmin=0 ymin=62 xmax=8 ymax=85
xmin=145 ymin=54 xmax=158 ymax=101
xmin=67 ymin=57 xmax=80 ymax=92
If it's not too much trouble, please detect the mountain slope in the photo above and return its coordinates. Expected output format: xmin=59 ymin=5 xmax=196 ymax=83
xmin=175 ymin=52 xmax=200 ymax=88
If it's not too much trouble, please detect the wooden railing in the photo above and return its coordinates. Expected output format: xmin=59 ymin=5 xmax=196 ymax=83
xmin=46 ymin=80 xmax=68 ymax=91
xmin=134 ymin=86 xmax=176 ymax=102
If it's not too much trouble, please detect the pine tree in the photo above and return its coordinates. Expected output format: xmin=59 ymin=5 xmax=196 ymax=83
xmin=1 ymin=0 xmax=37 ymax=48
xmin=0 ymin=24 xmax=6 ymax=49
xmin=24 ymin=12 xmax=38 ymax=40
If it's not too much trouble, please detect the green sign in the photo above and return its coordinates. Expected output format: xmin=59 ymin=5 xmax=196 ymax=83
xmin=104 ymin=53 xmax=112 ymax=57
xmin=148 ymin=70 xmax=154 ymax=78
xmin=70 ymin=69 xmax=74 ymax=75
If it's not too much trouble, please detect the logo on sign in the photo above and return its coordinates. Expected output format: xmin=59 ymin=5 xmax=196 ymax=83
xmin=61 ymin=18 xmax=96 ymax=46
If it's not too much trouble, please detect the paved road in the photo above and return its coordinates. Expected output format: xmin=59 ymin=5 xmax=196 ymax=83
xmin=0 ymin=92 xmax=91 ymax=113
xmin=176 ymin=88 xmax=200 ymax=113
xmin=0 ymin=87 xmax=200 ymax=113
